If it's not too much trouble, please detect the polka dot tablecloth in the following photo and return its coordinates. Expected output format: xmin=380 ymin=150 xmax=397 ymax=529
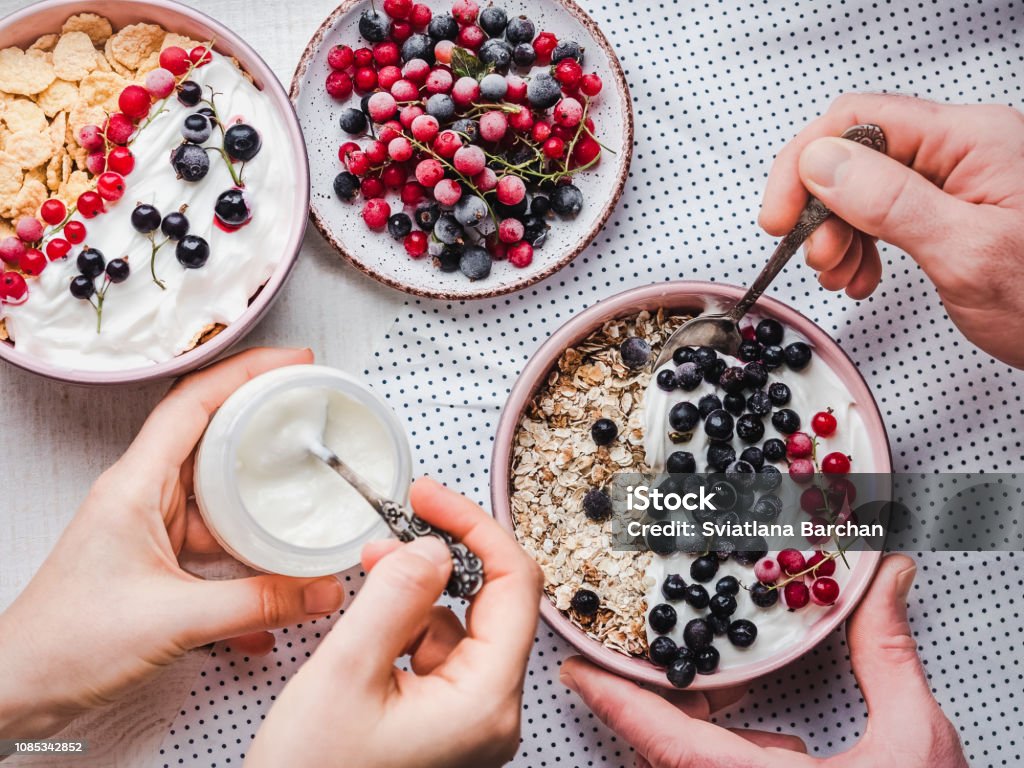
xmin=161 ymin=0 xmax=1022 ymax=765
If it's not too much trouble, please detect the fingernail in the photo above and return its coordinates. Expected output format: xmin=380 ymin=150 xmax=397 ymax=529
xmin=406 ymin=535 xmax=452 ymax=570
xmin=895 ymin=564 xmax=917 ymax=600
xmin=303 ymin=576 xmax=343 ymax=614
xmin=559 ymin=666 xmax=579 ymax=693
xmin=802 ymin=138 xmax=851 ymax=188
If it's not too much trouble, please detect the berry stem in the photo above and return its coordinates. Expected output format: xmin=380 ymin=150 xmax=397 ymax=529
xmin=148 ymin=235 xmax=168 ymax=290
xmin=201 ymin=88 xmax=245 ymax=187
xmin=405 ymin=135 xmax=500 ymax=228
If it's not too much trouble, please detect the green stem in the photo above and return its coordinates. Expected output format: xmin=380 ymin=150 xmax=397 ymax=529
xmin=149 ymin=236 xmax=167 ymax=289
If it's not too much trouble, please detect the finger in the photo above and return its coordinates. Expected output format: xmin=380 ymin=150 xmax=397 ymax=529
xmin=409 ymin=606 xmax=467 ymax=675
xmin=635 ymin=757 xmax=653 ymax=768
xmin=759 ymin=93 xmax=969 ymax=235
xmin=846 ymin=554 xmax=935 ymax=726
xmin=225 ymin=631 xmax=276 ymax=656
xmin=323 ymin=536 xmax=452 ymax=682
xmin=798 ymin=136 xmax=975 ymax=265
xmin=560 ymin=657 xmax=786 ymax=767
xmin=125 ymin=347 xmax=314 ymax=472
xmin=409 ymin=477 xmax=542 ymax=667
xmin=730 ymin=729 xmax=808 ymax=752
xmin=362 ymin=539 xmax=403 ymax=571
xmin=661 ymin=690 xmax=710 ymax=721
xmin=803 ymin=216 xmax=854 ymax=272
xmin=181 ymin=500 xmax=224 ymax=555
xmin=818 ymin=232 xmax=863 ymax=292
xmin=846 ymin=235 xmax=883 ymax=300
xmin=705 ymin=685 xmax=748 ymax=713
xmin=175 ymin=573 xmax=344 ymax=649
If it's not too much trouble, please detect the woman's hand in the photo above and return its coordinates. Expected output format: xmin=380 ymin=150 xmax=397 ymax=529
xmin=759 ymin=93 xmax=1024 ymax=368
xmin=0 ymin=347 xmax=346 ymax=739
xmin=560 ymin=554 xmax=969 ymax=768
xmin=246 ymin=477 xmax=543 ymax=768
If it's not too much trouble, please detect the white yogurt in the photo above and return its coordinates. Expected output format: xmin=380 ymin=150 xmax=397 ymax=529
xmin=2 ymin=53 xmax=296 ymax=371
xmin=640 ymin=323 xmax=871 ymax=668
xmin=194 ymin=365 xmax=412 ymax=577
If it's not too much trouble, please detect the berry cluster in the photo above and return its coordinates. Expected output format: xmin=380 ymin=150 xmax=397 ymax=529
xmin=325 ymin=0 xmax=606 ymax=280
xmin=130 ymin=203 xmax=210 ymax=289
xmin=751 ymin=548 xmax=841 ymax=611
xmin=67 ymin=246 xmax=131 ymax=332
xmin=0 ymin=43 xmax=213 ymax=309
xmin=644 ymin=558 xmax=759 ymax=688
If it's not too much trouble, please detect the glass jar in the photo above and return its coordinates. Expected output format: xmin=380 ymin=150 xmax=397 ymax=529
xmin=194 ymin=364 xmax=412 ymax=576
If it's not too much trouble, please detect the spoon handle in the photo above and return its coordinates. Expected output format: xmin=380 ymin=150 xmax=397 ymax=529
xmin=310 ymin=442 xmax=484 ymax=599
xmin=727 ymin=123 xmax=887 ymax=323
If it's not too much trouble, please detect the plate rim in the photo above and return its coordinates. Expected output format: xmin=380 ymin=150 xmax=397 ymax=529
xmin=289 ymin=0 xmax=634 ymax=301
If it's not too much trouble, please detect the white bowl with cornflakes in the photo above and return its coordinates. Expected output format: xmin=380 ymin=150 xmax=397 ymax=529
xmin=0 ymin=0 xmax=308 ymax=385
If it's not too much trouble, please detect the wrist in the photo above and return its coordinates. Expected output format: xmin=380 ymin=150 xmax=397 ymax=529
xmin=0 ymin=612 xmax=79 ymax=739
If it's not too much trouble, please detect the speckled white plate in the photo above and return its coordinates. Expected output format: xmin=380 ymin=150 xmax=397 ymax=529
xmin=290 ymin=0 xmax=632 ymax=300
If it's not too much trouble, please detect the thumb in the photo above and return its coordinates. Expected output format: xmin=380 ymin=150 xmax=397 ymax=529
xmin=845 ymin=554 xmax=934 ymax=720
xmin=321 ymin=536 xmax=452 ymax=680
xmin=798 ymin=136 xmax=974 ymax=268
xmin=176 ymin=574 xmax=345 ymax=648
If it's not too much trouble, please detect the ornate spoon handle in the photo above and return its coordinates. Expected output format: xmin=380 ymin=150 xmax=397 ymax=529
xmin=309 ymin=441 xmax=483 ymax=599
xmin=728 ymin=123 xmax=888 ymax=322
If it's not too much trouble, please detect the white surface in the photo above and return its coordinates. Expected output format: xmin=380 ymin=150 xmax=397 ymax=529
xmin=1 ymin=1 xmax=1022 ymax=767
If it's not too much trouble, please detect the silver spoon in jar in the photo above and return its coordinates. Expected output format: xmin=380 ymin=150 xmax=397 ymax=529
xmin=654 ymin=123 xmax=888 ymax=366
xmin=307 ymin=439 xmax=484 ymax=599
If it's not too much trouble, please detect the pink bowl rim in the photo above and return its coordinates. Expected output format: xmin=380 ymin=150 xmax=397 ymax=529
xmin=490 ymin=281 xmax=892 ymax=689
xmin=0 ymin=0 xmax=310 ymax=386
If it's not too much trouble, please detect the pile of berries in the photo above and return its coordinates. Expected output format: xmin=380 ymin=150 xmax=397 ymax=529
xmin=324 ymin=0 xmax=606 ymax=281
xmin=0 ymin=44 xmax=213 ymax=309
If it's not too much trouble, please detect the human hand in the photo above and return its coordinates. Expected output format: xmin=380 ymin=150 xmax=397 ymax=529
xmin=0 ymin=347 xmax=347 ymax=739
xmin=246 ymin=477 xmax=543 ymax=768
xmin=560 ymin=554 xmax=969 ymax=768
xmin=759 ymin=93 xmax=1024 ymax=368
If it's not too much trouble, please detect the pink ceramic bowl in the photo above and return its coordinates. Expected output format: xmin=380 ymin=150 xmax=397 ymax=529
xmin=490 ymin=281 xmax=892 ymax=689
xmin=0 ymin=0 xmax=309 ymax=386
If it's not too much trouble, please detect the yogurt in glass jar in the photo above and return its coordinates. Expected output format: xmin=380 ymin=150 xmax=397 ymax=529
xmin=194 ymin=364 xmax=411 ymax=577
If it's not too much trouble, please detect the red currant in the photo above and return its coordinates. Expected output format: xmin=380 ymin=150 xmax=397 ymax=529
xmin=388 ymin=136 xmax=414 ymax=162
xmin=533 ymin=32 xmax=557 ymax=63
xmin=383 ymin=0 xmax=412 ymax=18
xmin=508 ymin=105 xmax=533 ymax=132
xmin=508 ymin=241 xmax=533 ymax=268
xmin=505 ymin=74 xmax=528 ymax=103
xmin=189 ymin=45 xmax=213 ymax=66
xmin=325 ymin=70 xmax=353 ymax=99
xmin=452 ymin=0 xmax=479 ymax=24
xmin=554 ymin=59 xmax=582 ymax=88
xmin=327 ymin=44 xmax=355 ymax=70
xmin=572 ymin=135 xmax=601 ymax=166
xmin=390 ymin=20 xmax=413 ymax=43
xmin=338 ymin=141 xmax=360 ymax=163
xmin=777 ymin=548 xmax=806 ymax=575
xmin=0 ymin=236 xmax=25 ymax=265
xmin=45 ymin=237 xmax=71 ymax=261
xmin=64 ymin=221 xmax=86 ymax=244
xmin=473 ymin=167 xmax=497 ymax=192
xmin=0 ymin=271 xmax=28 ymax=303
xmin=531 ymin=121 xmax=552 ymax=143
xmin=361 ymin=176 xmax=385 ymax=199
xmin=78 ymin=124 xmax=104 ymax=151
xmin=754 ymin=557 xmax=782 ymax=583
xmin=411 ymin=114 xmax=440 ymax=142
xmin=402 ymin=58 xmax=431 ymax=83
xmin=368 ymin=91 xmax=399 ymax=122
xmin=86 ymin=152 xmax=106 ymax=175
xmin=788 ymin=458 xmax=815 ymax=483
xmin=409 ymin=3 xmax=432 ymax=28
xmin=399 ymin=104 xmax=425 ymax=128
xmin=362 ymin=198 xmax=391 ymax=229
xmin=807 ymin=551 xmax=837 ymax=578
xmin=346 ymin=150 xmax=371 ymax=176
xmin=453 ymin=145 xmax=485 ymax=175
xmin=415 ymin=158 xmax=445 ymax=187
xmin=432 ymin=130 xmax=462 ymax=158
xmin=403 ymin=230 xmax=428 ymax=257
xmin=373 ymin=41 xmax=401 ymax=67
xmin=379 ymin=66 xmax=404 ymax=91
xmin=783 ymin=581 xmax=810 ymax=610
xmin=821 ymin=452 xmax=851 ymax=475
xmin=478 ymin=110 xmax=507 ymax=142
xmin=378 ymin=120 xmax=403 ymax=144
xmin=810 ymin=577 xmax=840 ymax=606
xmin=456 ymin=24 xmax=485 ymax=50
xmin=554 ymin=97 xmax=583 ymax=127
xmin=39 ymin=199 xmax=67 ymax=225
xmin=542 ymin=137 xmax=565 ymax=159
xmin=811 ymin=409 xmax=837 ymax=437
xmin=96 ymin=172 xmax=126 ymax=201
xmin=19 ymin=248 xmax=46 ymax=276
xmin=118 ymin=85 xmax=151 ymax=119
xmin=353 ymin=47 xmax=374 ymax=67
xmin=580 ymin=73 xmax=603 ymax=96
xmin=354 ymin=67 xmax=378 ymax=93
xmin=433 ymin=178 xmax=462 ymax=206
xmin=799 ymin=486 xmax=825 ymax=514
xmin=364 ymin=140 xmax=388 ymax=164
xmin=425 ymin=68 xmax=453 ymax=94
xmin=400 ymin=182 xmax=426 ymax=205
xmin=434 ymin=40 xmax=455 ymax=65
xmin=381 ymin=163 xmax=407 ymax=188
xmin=498 ymin=218 xmax=524 ymax=244
xmin=451 ymin=76 xmax=480 ymax=107
xmin=106 ymin=146 xmax=135 ymax=175
xmin=496 ymin=175 xmax=526 ymax=205
xmin=159 ymin=46 xmax=191 ymax=75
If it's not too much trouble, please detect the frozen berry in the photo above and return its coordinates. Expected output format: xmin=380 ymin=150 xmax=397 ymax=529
xmin=15 ymin=217 xmax=43 ymax=243
xmin=433 ymin=214 xmax=463 ymax=245
xmin=434 ymin=178 xmax=463 ymax=206
xmin=78 ymin=124 xmax=104 ymax=151
xmin=551 ymin=184 xmax=583 ymax=217
xmin=552 ymin=39 xmax=583 ymax=63
xmin=527 ymin=72 xmax=561 ymax=108
xmin=454 ymin=194 xmax=488 ymax=227
xmin=582 ymin=488 xmax=611 ymax=521
xmin=496 ymin=175 xmax=526 ymax=205
xmin=354 ymin=66 xmax=378 ymax=92
xmin=325 ymin=70 xmax=353 ymax=99
xmin=459 ymin=246 xmax=491 ymax=280
xmin=478 ymin=37 xmax=512 ymax=71
xmin=171 ymin=143 xmax=209 ymax=181
xmin=457 ymin=24 xmax=485 ymax=50
xmin=553 ymin=58 xmax=583 ymax=89
xmin=771 ymin=408 xmax=800 ymax=434
xmin=362 ymin=198 xmax=391 ymax=230
xmin=554 ymin=97 xmax=583 ymax=127
xmin=786 ymin=431 xmax=813 ymax=459
xmin=789 ymin=458 xmax=815 ymax=483
xmin=508 ymin=240 xmax=533 ymax=267
xmin=580 ymin=73 xmax=603 ymax=96
xmin=104 ymin=113 xmax=134 ymax=144
xmin=401 ymin=33 xmax=435 ymax=64
xmin=359 ymin=9 xmax=391 ymax=41
xmin=498 ymin=218 xmax=525 ymax=244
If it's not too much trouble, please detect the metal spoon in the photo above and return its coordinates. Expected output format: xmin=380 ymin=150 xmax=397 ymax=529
xmin=655 ymin=123 xmax=888 ymax=367
xmin=307 ymin=440 xmax=484 ymax=599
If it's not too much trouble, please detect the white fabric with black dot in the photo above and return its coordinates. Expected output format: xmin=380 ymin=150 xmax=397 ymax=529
xmin=159 ymin=1 xmax=1022 ymax=765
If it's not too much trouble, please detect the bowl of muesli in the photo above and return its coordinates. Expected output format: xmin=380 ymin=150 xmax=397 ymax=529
xmin=0 ymin=0 xmax=308 ymax=384
xmin=491 ymin=281 xmax=891 ymax=689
